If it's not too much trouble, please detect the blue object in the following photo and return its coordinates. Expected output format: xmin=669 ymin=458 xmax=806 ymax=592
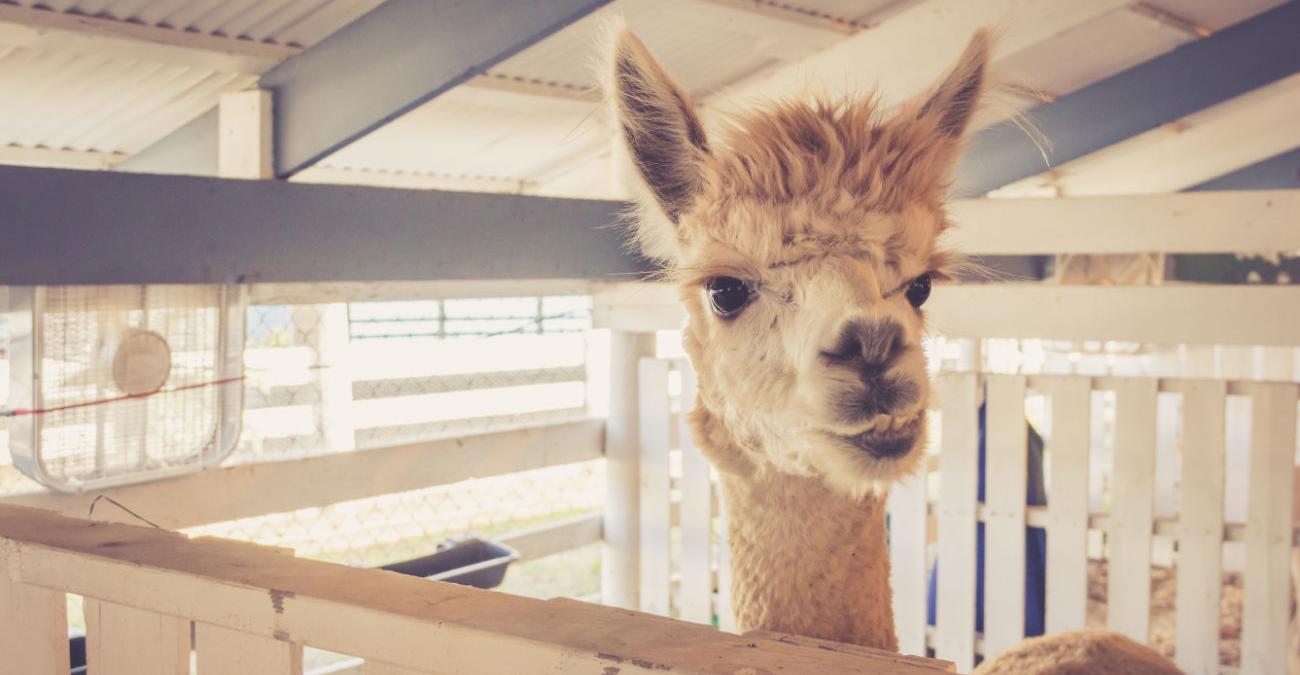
xmin=925 ymin=403 xmax=1048 ymax=637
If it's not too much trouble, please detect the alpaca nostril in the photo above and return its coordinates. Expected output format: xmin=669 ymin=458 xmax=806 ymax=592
xmin=821 ymin=319 xmax=907 ymax=373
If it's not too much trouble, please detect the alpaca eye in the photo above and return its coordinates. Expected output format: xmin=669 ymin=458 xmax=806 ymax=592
xmin=707 ymin=277 xmax=751 ymax=318
xmin=906 ymin=273 xmax=932 ymax=309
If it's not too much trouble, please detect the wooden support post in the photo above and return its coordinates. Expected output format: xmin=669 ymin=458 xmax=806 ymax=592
xmin=887 ymin=447 xmax=928 ymax=655
xmin=195 ymin=623 xmax=303 ymax=674
xmin=85 ymin=599 xmax=190 ymax=675
xmin=602 ymin=330 xmax=657 ymax=609
xmin=0 ymin=576 xmax=70 ymax=674
xmin=318 ymin=303 xmax=356 ymax=454
xmin=218 ymin=90 xmax=272 ymax=180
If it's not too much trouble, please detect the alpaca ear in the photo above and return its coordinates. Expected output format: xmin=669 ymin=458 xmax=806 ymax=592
xmin=915 ymin=29 xmax=992 ymax=140
xmin=607 ymin=27 xmax=710 ymax=259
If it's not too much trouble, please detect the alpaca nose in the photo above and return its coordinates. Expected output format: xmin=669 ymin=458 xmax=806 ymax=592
xmin=821 ymin=318 xmax=907 ymax=378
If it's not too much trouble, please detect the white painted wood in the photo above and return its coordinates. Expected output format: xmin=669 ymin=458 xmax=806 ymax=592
xmin=988 ymin=76 xmax=1300 ymax=198
xmin=316 ymin=303 xmax=357 ymax=454
xmin=676 ymin=362 xmax=714 ymax=625
xmin=590 ymin=282 xmax=1300 ymax=346
xmin=982 ymin=375 xmax=1028 ymax=660
xmin=603 ymin=331 xmax=656 ymax=609
xmin=498 ymin=513 xmax=604 ymax=562
xmin=638 ymin=357 xmax=673 ymax=616
xmin=85 ymin=599 xmax=190 ymax=675
xmin=0 ymin=505 xmax=949 ymax=675
xmin=930 ymin=285 xmax=1300 ymax=347
xmin=713 ymin=0 xmax=1130 ymax=113
xmin=935 ymin=373 xmax=980 ymax=671
xmin=948 ymin=190 xmax=1300 ymax=255
xmin=218 ymin=90 xmax=273 ymax=180
xmin=0 ymin=576 xmax=69 ymax=674
xmin=1240 ymin=383 xmax=1298 ymax=674
xmin=887 ymin=459 xmax=929 ymax=655
xmin=1043 ymin=377 xmax=1091 ymax=633
xmin=3 ymin=419 xmax=603 ymax=529
xmin=1174 ymin=380 xmax=1227 ymax=675
xmin=1106 ymin=378 xmax=1158 ymax=642
xmin=362 ymin=662 xmax=425 ymax=675
xmin=195 ymin=623 xmax=302 ymax=674
xmin=0 ymin=144 xmax=124 ymax=170
xmin=0 ymin=4 xmax=296 ymax=74
xmin=251 ymin=279 xmax=595 ymax=305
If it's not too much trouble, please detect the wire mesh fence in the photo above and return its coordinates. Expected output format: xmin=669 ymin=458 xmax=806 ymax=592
xmin=1 ymin=287 xmax=604 ymax=602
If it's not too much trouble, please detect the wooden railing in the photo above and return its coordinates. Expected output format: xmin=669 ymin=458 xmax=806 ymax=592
xmin=0 ymin=504 xmax=953 ymax=674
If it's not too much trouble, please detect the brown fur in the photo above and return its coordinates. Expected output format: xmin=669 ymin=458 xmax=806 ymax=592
xmin=606 ymin=22 xmax=1181 ymax=674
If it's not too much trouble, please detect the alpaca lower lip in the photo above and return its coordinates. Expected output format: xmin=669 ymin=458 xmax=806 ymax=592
xmin=833 ymin=416 xmax=922 ymax=458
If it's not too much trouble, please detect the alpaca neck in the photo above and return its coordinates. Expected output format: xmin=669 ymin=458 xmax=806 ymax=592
xmin=718 ymin=467 xmax=897 ymax=651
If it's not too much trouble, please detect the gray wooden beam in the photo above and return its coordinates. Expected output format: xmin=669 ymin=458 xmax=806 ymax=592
xmin=953 ymin=0 xmax=1300 ymax=197
xmin=0 ymin=167 xmax=645 ymax=285
xmin=117 ymin=0 xmax=612 ymax=178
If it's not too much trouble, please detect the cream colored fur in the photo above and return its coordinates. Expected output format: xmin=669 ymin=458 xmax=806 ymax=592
xmin=607 ymin=23 xmax=1181 ymax=675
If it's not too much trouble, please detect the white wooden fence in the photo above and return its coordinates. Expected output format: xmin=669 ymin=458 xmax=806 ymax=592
xmin=629 ymin=359 xmax=1300 ymax=674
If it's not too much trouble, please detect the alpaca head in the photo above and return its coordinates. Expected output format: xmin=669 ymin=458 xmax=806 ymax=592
xmin=608 ymin=27 xmax=991 ymax=498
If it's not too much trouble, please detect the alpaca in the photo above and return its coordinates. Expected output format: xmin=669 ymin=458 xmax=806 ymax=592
xmin=605 ymin=25 xmax=1182 ymax=675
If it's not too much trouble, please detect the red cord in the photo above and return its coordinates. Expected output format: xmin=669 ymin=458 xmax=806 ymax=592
xmin=1 ymin=376 xmax=245 ymax=417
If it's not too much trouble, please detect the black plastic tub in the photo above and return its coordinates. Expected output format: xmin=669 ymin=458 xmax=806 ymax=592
xmin=380 ymin=536 xmax=520 ymax=589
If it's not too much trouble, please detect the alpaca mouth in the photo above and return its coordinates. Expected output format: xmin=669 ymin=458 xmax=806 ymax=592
xmin=831 ymin=413 xmax=923 ymax=459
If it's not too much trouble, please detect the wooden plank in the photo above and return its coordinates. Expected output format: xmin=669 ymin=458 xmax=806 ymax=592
xmin=1240 ymin=383 xmax=1298 ymax=674
xmin=1174 ymin=380 xmax=1227 ymax=675
xmin=603 ymin=331 xmax=656 ymax=609
xmin=85 ymin=599 xmax=190 ymax=675
xmin=498 ymin=513 xmax=603 ymax=562
xmin=363 ymin=662 xmax=426 ymax=675
xmin=744 ymin=630 xmax=955 ymax=673
xmin=947 ymin=190 xmax=1300 ymax=255
xmin=982 ymin=375 xmax=1028 ymax=660
xmin=1 ymin=419 xmax=603 ymax=529
xmin=250 ymin=279 xmax=595 ymax=305
xmin=638 ymin=358 xmax=672 ymax=616
xmin=716 ymin=482 xmax=737 ymax=633
xmin=0 ymin=505 xmax=952 ymax=675
xmin=887 ymin=459 xmax=929 ymax=655
xmin=218 ymin=90 xmax=273 ymax=180
xmin=1106 ymin=378 xmax=1158 ymax=642
xmin=0 ymin=576 xmax=69 ymax=674
xmin=1043 ymin=377 xmax=1092 ymax=633
xmin=930 ymin=285 xmax=1300 ymax=347
xmin=195 ymin=622 xmax=303 ymax=674
xmin=676 ymin=362 xmax=714 ymax=624
xmin=934 ymin=373 xmax=980 ymax=671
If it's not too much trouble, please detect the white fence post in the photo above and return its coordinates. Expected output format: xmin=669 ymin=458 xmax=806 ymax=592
xmin=887 ymin=454 xmax=928 ymax=655
xmin=1174 ymin=380 xmax=1227 ymax=674
xmin=983 ymin=374 xmax=1028 ymax=659
xmin=935 ymin=373 xmax=979 ymax=671
xmin=1240 ymin=383 xmax=1298 ymax=674
xmin=601 ymin=330 xmax=656 ymax=609
xmin=638 ymin=357 xmax=672 ymax=616
xmin=0 ymin=576 xmax=69 ymax=673
xmin=677 ymin=362 xmax=715 ymax=625
xmin=1107 ymin=378 xmax=1158 ymax=642
xmin=1043 ymin=377 xmax=1091 ymax=634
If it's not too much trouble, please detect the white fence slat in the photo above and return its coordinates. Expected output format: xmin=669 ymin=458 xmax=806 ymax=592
xmin=602 ymin=331 xmax=656 ymax=609
xmin=0 ymin=577 xmax=69 ymax=673
xmin=1044 ymin=377 xmax=1091 ymax=633
xmin=935 ymin=373 xmax=980 ymax=671
xmin=195 ymin=623 xmax=303 ymax=674
xmin=638 ymin=357 xmax=672 ymax=616
xmin=983 ymin=375 xmax=1028 ymax=659
xmin=887 ymin=463 xmax=928 ymax=655
xmin=1174 ymin=380 xmax=1227 ymax=674
xmin=85 ymin=599 xmax=190 ymax=675
xmin=1106 ymin=378 xmax=1158 ymax=642
xmin=1240 ymin=383 xmax=1298 ymax=674
xmin=676 ymin=362 xmax=714 ymax=625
